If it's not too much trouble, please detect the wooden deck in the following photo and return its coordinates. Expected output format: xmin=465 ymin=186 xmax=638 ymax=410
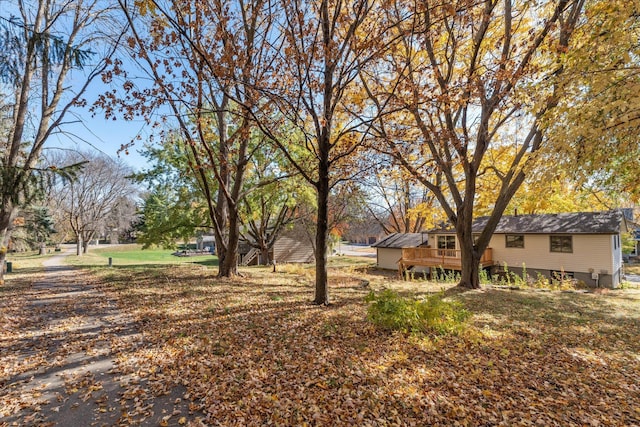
xmin=398 ymin=247 xmax=493 ymax=277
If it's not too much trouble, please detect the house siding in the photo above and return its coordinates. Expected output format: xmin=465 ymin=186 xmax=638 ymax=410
xmin=376 ymin=247 xmax=430 ymax=274
xmin=376 ymin=248 xmax=402 ymax=270
xmin=273 ymin=235 xmax=314 ymax=263
xmin=490 ymin=233 xmax=620 ymax=287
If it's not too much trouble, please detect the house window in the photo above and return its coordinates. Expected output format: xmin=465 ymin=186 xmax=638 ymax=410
xmin=505 ymin=234 xmax=524 ymax=248
xmin=550 ymin=236 xmax=572 ymax=253
xmin=437 ymin=235 xmax=456 ymax=250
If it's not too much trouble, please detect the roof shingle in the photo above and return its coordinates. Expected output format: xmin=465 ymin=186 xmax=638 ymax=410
xmin=473 ymin=210 xmax=624 ymax=234
xmin=372 ymin=233 xmax=428 ymax=248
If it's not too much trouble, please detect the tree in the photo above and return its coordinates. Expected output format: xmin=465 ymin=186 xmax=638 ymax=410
xmin=473 ymin=146 xmax=619 ymax=216
xmin=327 ymin=181 xmax=370 ymax=241
xmin=362 ymin=164 xmax=442 ymax=234
xmin=542 ymin=0 xmax=640 ymax=202
xmin=133 ymin=139 xmax=212 ymax=248
xmin=253 ymin=0 xmax=392 ymax=304
xmin=110 ymin=0 xmax=277 ymax=277
xmin=49 ymin=151 xmax=137 ymax=255
xmin=239 ymin=144 xmax=314 ymax=265
xmin=23 ymin=206 xmax=56 ymax=253
xmin=134 ymin=129 xmax=309 ymax=265
xmin=136 ymin=188 xmax=207 ymax=248
xmin=367 ymin=0 xmax=586 ymax=289
xmin=102 ymin=195 xmax=138 ymax=243
xmin=4 ymin=205 xmax=56 ymax=253
xmin=0 ymin=0 xmax=124 ymax=281
xmin=111 ymin=0 xmax=392 ymax=302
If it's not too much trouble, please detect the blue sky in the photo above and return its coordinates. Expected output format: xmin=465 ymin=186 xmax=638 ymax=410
xmin=43 ymin=74 xmax=154 ymax=172
xmin=1 ymin=0 xmax=152 ymax=172
xmin=46 ymin=108 xmax=151 ymax=171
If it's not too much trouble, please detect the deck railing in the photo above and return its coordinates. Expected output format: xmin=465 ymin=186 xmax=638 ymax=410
xmin=400 ymin=247 xmax=493 ymax=266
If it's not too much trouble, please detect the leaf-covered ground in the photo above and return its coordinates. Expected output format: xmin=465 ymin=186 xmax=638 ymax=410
xmin=2 ymin=260 xmax=640 ymax=426
xmin=0 ymin=261 xmax=200 ymax=426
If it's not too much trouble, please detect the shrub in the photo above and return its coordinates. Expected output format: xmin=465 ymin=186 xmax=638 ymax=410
xmin=365 ymin=289 xmax=471 ymax=336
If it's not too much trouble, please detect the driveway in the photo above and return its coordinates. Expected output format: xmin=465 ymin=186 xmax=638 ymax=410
xmin=334 ymin=243 xmax=376 ymax=258
xmin=624 ymin=273 xmax=640 ymax=283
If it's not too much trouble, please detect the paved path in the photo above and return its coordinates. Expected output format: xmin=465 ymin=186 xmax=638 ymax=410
xmin=1 ymin=250 xmax=198 ymax=426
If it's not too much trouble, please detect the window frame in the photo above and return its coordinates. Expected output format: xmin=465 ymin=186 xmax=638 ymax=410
xmin=505 ymin=234 xmax=525 ymax=248
xmin=437 ymin=235 xmax=456 ymax=250
xmin=550 ymin=235 xmax=573 ymax=253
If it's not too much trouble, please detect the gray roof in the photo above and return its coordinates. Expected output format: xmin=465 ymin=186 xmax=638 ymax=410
xmin=472 ymin=210 xmax=625 ymax=234
xmin=372 ymin=233 xmax=428 ymax=248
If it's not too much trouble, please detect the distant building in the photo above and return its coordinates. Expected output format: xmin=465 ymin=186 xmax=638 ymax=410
xmin=343 ymin=221 xmax=385 ymax=245
xmin=239 ymin=222 xmax=315 ymax=265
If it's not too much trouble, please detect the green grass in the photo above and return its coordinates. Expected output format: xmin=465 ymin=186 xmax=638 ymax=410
xmin=64 ymin=244 xmax=219 ymax=268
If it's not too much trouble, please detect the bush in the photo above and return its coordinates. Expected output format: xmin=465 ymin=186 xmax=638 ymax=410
xmin=365 ymin=289 xmax=471 ymax=336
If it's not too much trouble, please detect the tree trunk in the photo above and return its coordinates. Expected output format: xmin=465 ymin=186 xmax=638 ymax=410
xmin=313 ymin=159 xmax=330 ymax=305
xmin=214 ymin=229 xmax=226 ymax=269
xmin=0 ymin=216 xmax=9 ymax=283
xmin=457 ymin=208 xmax=482 ymax=289
xmin=260 ymin=247 xmax=270 ymax=266
xmin=459 ymin=248 xmax=481 ymax=289
xmin=0 ymin=207 xmax=15 ymax=283
xmin=0 ymin=250 xmax=6 ymax=283
xmin=0 ymin=238 xmax=7 ymax=284
xmin=76 ymin=237 xmax=82 ymax=256
xmin=218 ymin=209 xmax=240 ymax=277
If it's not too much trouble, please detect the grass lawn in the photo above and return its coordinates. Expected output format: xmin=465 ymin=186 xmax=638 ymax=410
xmin=77 ymin=262 xmax=640 ymax=426
xmin=3 ymin=249 xmax=57 ymax=270
xmin=64 ymin=244 xmax=219 ymax=268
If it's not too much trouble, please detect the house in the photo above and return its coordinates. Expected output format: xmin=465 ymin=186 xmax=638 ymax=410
xmin=632 ymin=227 xmax=640 ymax=259
xmin=378 ymin=210 xmax=627 ymax=288
xmin=272 ymin=226 xmax=315 ymax=263
xmin=239 ymin=222 xmax=315 ymax=265
xmin=343 ymin=221 xmax=386 ymax=245
xmin=620 ymin=208 xmax=640 ymax=259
